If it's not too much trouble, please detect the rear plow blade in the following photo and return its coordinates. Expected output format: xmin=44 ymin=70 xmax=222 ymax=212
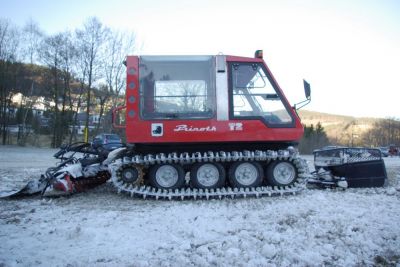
xmin=312 ymin=147 xmax=387 ymax=188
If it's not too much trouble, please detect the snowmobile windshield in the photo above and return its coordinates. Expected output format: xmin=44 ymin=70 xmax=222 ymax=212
xmin=230 ymin=63 xmax=294 ymax=127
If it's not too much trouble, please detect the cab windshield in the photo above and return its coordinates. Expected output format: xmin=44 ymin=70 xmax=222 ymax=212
xmin=231 ymin=63 xmax=294 ymax=127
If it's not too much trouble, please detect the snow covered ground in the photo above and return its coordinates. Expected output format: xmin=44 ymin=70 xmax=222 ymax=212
xmin=0 ymin=146 xmax=399 ymax=267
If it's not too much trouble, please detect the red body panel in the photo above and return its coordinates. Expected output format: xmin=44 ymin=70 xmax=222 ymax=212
xmin=124 ymin=55 xmax=303 ymax=145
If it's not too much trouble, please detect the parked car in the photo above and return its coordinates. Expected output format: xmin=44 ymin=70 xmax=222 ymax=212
xmin=378 ymin=147 xmax=389 ymax=157
xmin=92 ymin=133 xmax=123 ymax=151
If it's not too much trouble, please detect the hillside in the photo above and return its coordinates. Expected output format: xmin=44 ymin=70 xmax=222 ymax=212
xmin=298 ymin=110 xmax=381 ymax=146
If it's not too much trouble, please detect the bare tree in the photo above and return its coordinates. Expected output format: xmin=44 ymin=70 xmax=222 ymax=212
xmin=0 ymin=18 xmax=20 ymax=145
xmin=57 ymin=32 xmax=78 ymax=145
xmin=104 ymin=29 xmax=136 ymax=105
xmin=75 ymin=17 xmax=110 ymax=140
xmin=40 ymin=33 xmax=65 ymax=147
xmin=69 ymin=48 xmax=87 ymax=143
xmin=16 ymin=20 xmax=44 ymax=145
xmin=94 ymin=83 xmax=111 ymax=134
xmin=91 ymin=29 xmax=136 ymax=134
xmin=22 ymin=18 xmax=43 ymax=65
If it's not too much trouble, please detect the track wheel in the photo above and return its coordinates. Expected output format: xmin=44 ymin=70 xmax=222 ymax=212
xmin=149 ymin=164 xmax=185 ymax=190
xmin=190 ymin=163 xmax=226 ymax=189
xmin=266 ymin=160 xmax=297 ymax=186
xmin=228 ymin=162 xmax=263 ymax=188
xmin=117 ymin=164 xmax=144 ymax=187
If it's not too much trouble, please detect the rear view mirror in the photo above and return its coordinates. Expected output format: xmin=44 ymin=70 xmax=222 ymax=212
xmin=294 ymin=79 xmax=312 ymax=110
xmin=303 ymin=80 xmax=311 ymax=99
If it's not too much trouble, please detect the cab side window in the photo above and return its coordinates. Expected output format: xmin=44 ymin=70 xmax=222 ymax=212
xmin=140 ymin=56 xmax=216 ymax=120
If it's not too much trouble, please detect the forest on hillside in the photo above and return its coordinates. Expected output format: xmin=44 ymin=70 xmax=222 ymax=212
xmin=298 ymin=111 xmax=400 ymax=153
xmin=0 ymin=16 xmax=135 ymax=147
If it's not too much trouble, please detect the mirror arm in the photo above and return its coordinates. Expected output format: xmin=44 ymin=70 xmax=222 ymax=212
xmin=294 ymin=96 xmax=311 ymax=110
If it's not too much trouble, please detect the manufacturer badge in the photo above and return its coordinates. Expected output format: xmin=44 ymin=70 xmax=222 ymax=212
xmin=151 ymin=123 xmax=163 ymax=137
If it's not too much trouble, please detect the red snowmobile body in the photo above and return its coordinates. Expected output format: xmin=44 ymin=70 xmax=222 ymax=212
xmin=116 ymin=52 xmax=306 ymax=153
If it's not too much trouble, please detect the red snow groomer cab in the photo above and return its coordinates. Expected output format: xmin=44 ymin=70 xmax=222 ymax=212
xmin=112 ymin=51 xmax=311 ymax=196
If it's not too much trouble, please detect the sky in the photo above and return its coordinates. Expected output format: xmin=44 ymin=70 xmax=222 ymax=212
xmin=1 ymin=0 xmax=399 ymax=118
